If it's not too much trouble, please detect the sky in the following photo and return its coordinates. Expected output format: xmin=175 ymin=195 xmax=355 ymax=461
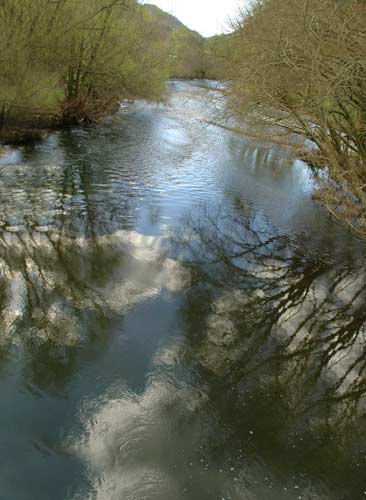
xmin=144 ymin=0 xmax=241 ymax=38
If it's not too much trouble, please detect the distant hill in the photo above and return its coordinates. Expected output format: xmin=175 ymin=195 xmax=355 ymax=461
xmin=140 ymin=3 xmax=229 ymax=80
xmin=142 ymin=4 xmax=185 ymax=33
xmin=140 ymin=3 xmax=205 ymax=79
xmin=141 ymin=4 xmax=203 ymax=39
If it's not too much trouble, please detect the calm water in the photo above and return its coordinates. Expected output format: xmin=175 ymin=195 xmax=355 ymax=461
xmin=0 ymin=81 xmax=366 ymax=500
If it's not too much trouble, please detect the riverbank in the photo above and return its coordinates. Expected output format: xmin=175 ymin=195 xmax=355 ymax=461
xmin=0 ymin=110 xmax=108 ymax=146
xmin=0 ymin=128 xmax=46 ymax=146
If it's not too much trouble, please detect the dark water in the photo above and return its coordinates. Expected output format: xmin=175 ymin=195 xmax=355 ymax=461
xmin=0 ymin=81 xmax=366 ymax=500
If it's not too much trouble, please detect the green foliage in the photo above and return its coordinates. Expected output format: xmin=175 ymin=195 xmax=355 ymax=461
xmin=141 ymin=3 xmax=184 ymax=35
xmin=203 ymin=34 xmax=232 ymax=80
xmin=169 ymin=27 xmax=205 ymax=79
xmin=0 ymin=0 xmax=168 ymax=137
xmin=140 ymin=4 xmax=207 ymax=79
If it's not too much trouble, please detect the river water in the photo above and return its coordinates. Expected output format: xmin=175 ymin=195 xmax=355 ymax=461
xmin=0 ymin=81 xmax=366 ymax=500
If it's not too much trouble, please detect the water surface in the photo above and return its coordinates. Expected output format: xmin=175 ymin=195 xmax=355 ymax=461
xmin=0 ymin=81 xmax=366 ymax=500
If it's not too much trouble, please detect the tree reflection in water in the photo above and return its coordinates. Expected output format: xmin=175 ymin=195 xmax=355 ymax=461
xmin=71 ymin=205 xmax=366 ymax=500
xmin=177 ymin=205 xmax=366 ymax=432
xmin=0 ymin=227 xmax=188 ymax=392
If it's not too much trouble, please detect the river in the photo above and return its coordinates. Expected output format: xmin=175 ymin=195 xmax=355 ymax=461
xmin=0 ymin=80 xmax=366 ymax=500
